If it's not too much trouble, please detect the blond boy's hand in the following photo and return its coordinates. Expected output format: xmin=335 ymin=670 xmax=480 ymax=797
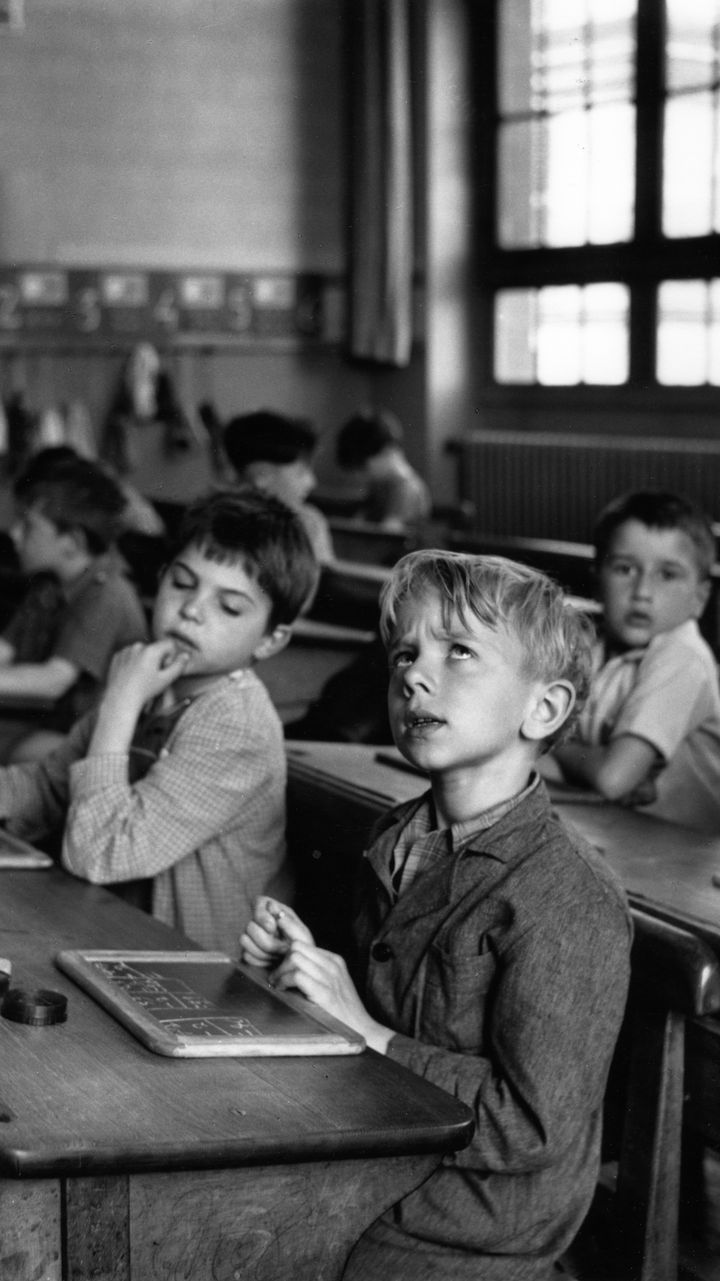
xmin=270 ymin=938 xmax=394 ymax=1054
xmin=240 ymin=896 xmax=314 ymax=968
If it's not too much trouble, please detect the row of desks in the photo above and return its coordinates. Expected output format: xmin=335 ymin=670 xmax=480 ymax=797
xmin=0 ymin=865 xmax=473 ymax=1281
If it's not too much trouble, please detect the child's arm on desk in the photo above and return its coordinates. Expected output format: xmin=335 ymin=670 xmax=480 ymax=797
xmin=549 ymin=733 xmax=660 ymax=805
xmin=241 ymin=896 xmax=394 ymax=1054
xmin=0 ymin=654 xmax=79 ymax=700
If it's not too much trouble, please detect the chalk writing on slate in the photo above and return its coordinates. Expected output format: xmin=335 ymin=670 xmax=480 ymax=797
xmin=55 ymin=950 xmax=365 ymax=1058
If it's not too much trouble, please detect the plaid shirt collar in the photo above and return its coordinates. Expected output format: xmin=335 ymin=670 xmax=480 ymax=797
xmin=389 ymin=772 xmax=540 ymax=896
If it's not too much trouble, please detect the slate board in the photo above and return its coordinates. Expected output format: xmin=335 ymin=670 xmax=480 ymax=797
xmin=55 ymin=950 xmax=366 ymax=1057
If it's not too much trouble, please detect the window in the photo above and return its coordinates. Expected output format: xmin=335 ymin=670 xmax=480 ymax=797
xmin=480 ymin=0 xmax=720 ymax=388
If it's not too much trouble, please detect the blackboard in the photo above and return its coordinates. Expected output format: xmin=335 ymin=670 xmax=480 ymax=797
xmin=55 ymin=950 xmax=365 ymax=1058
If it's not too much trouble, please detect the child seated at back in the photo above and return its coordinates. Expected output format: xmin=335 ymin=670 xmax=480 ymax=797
xmin=222 ymin=408 xmax=334 ymax=565
xmin=0 ymin=450 xmax=148 ymax=762
xmin=545 ymin=489 xmax=720 ymax=833
xmin=335 ymin=407 xmax=432 ymax=532
xmin=241 ymin=550 xmax=631 ymax=1281
xmin=0 ymin=486 xmax=319 ymax=952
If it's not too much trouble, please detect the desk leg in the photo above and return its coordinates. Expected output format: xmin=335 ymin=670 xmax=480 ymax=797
xmin=615 ymin=1005 xmax=684 ymax=1281
xmin=0 ymin=1181 xmax=61 ymax=1280
xmin=0 ymin=1153 xmax=439 ymax=1281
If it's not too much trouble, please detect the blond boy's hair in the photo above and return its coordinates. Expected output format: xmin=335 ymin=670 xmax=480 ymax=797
xmin=379 ymin=550 xmax=595 ymax=745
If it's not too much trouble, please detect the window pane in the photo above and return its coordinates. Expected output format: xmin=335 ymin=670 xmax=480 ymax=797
xmin=495 ymin=284 xmax=629 ymax=384
xmin=498 ymin=0 xmax=636 ymax=247
xmin=657 ymin=279 xmax=720 ymax=384
xmin=664 ymin=91 xmax=720 ymax=236
xmin=666 ymin=0 xmax=720 ymax=92
xmin=494 ymin=291 xmax=537 ymax=384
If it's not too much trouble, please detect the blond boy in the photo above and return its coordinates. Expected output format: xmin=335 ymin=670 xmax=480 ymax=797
xmin=242 ymin=551 xmax=631 ymax=1281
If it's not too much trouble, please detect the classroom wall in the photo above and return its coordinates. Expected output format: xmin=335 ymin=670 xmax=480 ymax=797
xmin=0 ymin=0 xmax=429 ymax=507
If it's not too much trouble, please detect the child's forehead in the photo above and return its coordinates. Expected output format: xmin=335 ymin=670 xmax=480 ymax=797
xmin=608 ymin=518 xmax=701 ymax=567
xmin=175 ymin=541 xmax=261 ymax=590
xmin=393 ymin=586 xmax=498 ymax=637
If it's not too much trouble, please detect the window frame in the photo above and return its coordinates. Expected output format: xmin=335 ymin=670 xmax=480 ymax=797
xmin=472 ymin=0 xmax=720 ymax=407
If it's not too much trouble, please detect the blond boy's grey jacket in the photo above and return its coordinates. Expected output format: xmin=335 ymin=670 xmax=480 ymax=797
xmin=351 ymin=783 xmax=632 ymax=1279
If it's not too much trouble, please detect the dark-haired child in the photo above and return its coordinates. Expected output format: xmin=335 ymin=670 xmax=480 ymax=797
xmin=335 ymin=407 xmax=432 ymax=531
xmin=242 ymin=550 xmax=631 ymax=1280
xmin=0 ymin=487 xmax=320 ymax=951
xmin=223 ymin=408 xmax=334 ymax=565
xmin=545 ymin=489 xmax=720 ymax=833
xmin=0 ymin=451 xmax=148 ymax=760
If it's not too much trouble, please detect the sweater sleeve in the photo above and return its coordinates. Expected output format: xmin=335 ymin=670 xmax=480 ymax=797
xmin=0 ymin=714 xmax=93 ymax=843
xmin=61 ymin=687 xmax=280 ymax=884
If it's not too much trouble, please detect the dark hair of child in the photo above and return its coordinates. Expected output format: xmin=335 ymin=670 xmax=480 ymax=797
xmin=593 ymin=489 xmax=716 ymax=580
xmin=335 ymin=408 xmax=404 ymax=471
xmin=13 ymin=451 xmax=127 ymax=555
xmin=222 ymin=410 xmax=317 ymax=473
xmin=170 ymin=486 xmax=320 ymax=628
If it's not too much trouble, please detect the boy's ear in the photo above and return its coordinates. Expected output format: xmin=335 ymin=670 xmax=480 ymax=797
xmin=693 ymin=576 xmax=711 ymax=619
xmin=521 ymin=679 xmax=576 ymax=744
xmin=252 ymin=625 xmax=292 ymax=664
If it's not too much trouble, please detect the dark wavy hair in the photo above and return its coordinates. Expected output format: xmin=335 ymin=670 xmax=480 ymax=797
xmin=169 ymin=486 xmax=319 ymax=628
xmin=593 ymin=489 xmax=715 ymax=579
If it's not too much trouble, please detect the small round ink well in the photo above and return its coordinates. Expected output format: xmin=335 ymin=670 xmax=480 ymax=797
xmin=1 ymin=987 xmax=67 ymax=1026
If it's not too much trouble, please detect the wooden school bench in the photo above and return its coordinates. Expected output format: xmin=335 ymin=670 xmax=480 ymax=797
xmin=285 ymin=742 xmax=720 ymax=1281
xmin=0 ymin=863 xmax=473 ymax=1281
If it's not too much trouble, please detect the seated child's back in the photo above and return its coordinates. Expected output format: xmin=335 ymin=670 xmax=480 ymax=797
xmin=550 ymin=489 xmax=720 ymax=833
xmin=335 ymin=408 xmax=432 ymax=531
xmin=223 ymin=409 xmax=334 ymax=565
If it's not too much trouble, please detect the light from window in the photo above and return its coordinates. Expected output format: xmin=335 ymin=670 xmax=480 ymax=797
xmin=495 ymin=283 xmax=629 ymax=384
xmin=657 ymin=279 xmax=720 ymax=384
xmin=664 ymin=0 xmax=720 ymax=236
xmin=497 ymin=0 xmax=636 ymax=248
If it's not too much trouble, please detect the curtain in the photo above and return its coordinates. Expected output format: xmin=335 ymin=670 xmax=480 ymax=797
xmin=348 ymin=0 xmax=414 ymax=367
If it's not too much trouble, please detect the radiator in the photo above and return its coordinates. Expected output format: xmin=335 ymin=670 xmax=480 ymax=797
xmin=453 ymin=431 xmax=720 ymax=542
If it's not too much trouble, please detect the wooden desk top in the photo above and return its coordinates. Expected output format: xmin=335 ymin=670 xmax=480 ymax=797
xmin=0 ymin=868 xmax=473 ymax=1179
xmin=287 ymin=742 xmax=720 ymax=954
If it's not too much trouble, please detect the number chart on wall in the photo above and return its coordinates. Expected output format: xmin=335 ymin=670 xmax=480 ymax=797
xmin=0 ymin=267 xmax=339 ymax=346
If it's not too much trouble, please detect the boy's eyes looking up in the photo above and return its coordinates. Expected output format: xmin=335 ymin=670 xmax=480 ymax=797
xmin=389 ymin=639 xmax=476 ymax=668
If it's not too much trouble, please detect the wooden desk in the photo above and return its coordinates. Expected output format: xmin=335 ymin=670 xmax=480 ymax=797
xmin=287 ymin=742 xmax=720 ymax=956
xmin=258 ymin=617 xmax=375 ymax=726
xmin=0 ymin=868 xmax=473 ymax=1281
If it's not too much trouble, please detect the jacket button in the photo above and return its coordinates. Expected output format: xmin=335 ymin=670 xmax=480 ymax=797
xmin=371 ymin=941 xmax=393 ymax=962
